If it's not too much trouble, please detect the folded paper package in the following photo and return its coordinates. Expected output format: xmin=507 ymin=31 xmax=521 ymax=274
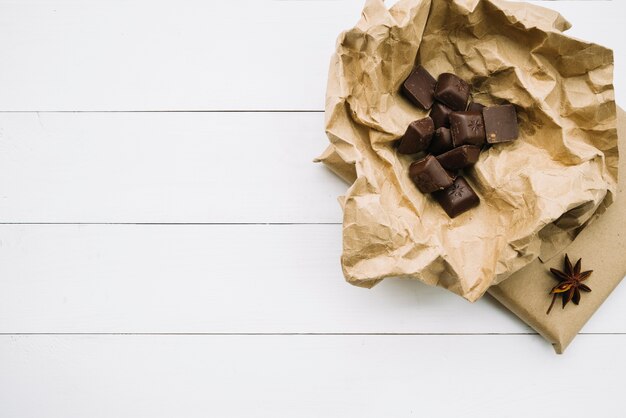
xmin=489 ymin=109 xmax=625 ymax=353
xmin=315 ymin=0 xmax=620 ymax=351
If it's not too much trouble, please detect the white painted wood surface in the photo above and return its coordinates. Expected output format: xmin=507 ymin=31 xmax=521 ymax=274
xmin=0 ymin=112 xmax=345 ymax=223
xmin=2 ymin=223 xmax=626 ymax=335
xmin=1 ymin=335 xmax=624 ymax=418
xmin=0 ymin=1 xmax=625 ymax=417
xmin=0 ymin=0 xmax=623 ymax=110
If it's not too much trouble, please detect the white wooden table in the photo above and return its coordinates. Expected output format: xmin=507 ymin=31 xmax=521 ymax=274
xmin=0 ymin=1 xmax=624 ymax=416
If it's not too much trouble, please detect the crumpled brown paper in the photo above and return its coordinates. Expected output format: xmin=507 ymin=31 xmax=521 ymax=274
xmin=316 ymin=0 xmax=617 ymax=301
xmin=489 ymin=108 xmax=625 ymax=354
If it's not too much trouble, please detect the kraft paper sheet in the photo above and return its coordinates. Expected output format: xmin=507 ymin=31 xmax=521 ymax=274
xmin=316 ymin=0 xmax=617 ymax=302
xmin=489 ymin=108 xmax=626 ymax=354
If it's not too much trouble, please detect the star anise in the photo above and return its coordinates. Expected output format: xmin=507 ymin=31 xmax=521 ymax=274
xmin=546 ymin=254 xmax=592 ymax=314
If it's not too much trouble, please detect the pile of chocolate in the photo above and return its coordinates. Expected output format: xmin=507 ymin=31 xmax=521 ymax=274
xmin=398 ymin=66 xmax=519 ymax=218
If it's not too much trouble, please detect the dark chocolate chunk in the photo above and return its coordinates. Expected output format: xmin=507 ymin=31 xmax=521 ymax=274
xmin=445 ymin=169 xmax=458 ymax=180
xmin=401 ymin=66 xmax=437 ymax=110
xmin=430 ymin=102 xmax=453 ymax=129
xmin=428 ymin=127 xmax=454 ymax=155
xmin=436 ymin=145 xmax=481 ymax=170
xmin=433 ymin=176 xmax=480 ymax=218
xmin=483 ymin=104 xmax=519 ymax=143
xmin=434 ymin=73 xmax=470 ymax=111
xmin=467 ymin=102 xmax=485 ymax=113
xmin=450 ymin=111 xmax=486 ymax=147
xmin=409 ymin=155 xmax=454 ymax=194
xmin=397 ymin=117 xmax=434 ymax=154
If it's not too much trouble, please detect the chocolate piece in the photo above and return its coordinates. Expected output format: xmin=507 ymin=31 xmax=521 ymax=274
xmin=409 ymin=155 xmax=454 ymax=194
xmin=450 ymin=111 xmax=486 ymax=147
xmin=445 ymin=169 xmax=458 ymax=180
xmin=483 ymin=104 xmax=519 ymax=143
xmin=434 ymin=73 xmax=470 ymax=111
xmin=401 ymin=66 xmax=437 ymax=110
xmin=430 ymin=102 xmax=453 ymax=129
xmin=428 ymin=127 xmax=454 ymax=155
xmin=397 ymin=117 xmax=434 ymax=154
xmin=467 ymin=102 xmax=485 ymax=112
xmin=436 ymin=145 xmax=481 ymax=170
xmin=433 ymin=176 xmax=480 ymax=218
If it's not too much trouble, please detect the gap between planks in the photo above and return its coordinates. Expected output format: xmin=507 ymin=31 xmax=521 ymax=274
xmin=0 ymin=110 xmax=325 ymax=113
xmin=0 ymin=222 xmax=341 ymax=225
xmin=1 ymin=332 xmax=624 ymax=336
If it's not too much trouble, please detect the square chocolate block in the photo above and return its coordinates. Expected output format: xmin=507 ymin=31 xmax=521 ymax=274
xmin=409 ymin=155 xmax=454 ymax=194
xmin=483 ymin=104 xmax=519 ymax=143
xmin=433 ymin=176 xmax=480 ymax=218
xmin=428 ymin=127 xmax=454 ymax=155
xmin=434 ymin=73 xmax=470 ymax=111
xmin=467 ymin=102 xmax=485 ymax=113
xmin=401 ymin=66 xmax=437 ymax=110
xmin=436 ymin=145 xmax=481 ymax=170
xmin=430 ymin=102 xmax=453 ymax=129
xmin=450 ymin=111 xmax=486 ymax=147
xmin=397 ymin=117 xmax=434 ymax=154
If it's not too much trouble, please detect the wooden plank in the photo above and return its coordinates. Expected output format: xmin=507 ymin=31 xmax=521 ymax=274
xmin=0 ymin=334 xmax=624 ymax=417
xmin=1 ymin=224 xmax=624 ymax=334
xmin=0 ymin=112 xmax=345 ymax=223
xmin=0 ymin=1 xmax=622 ymax=111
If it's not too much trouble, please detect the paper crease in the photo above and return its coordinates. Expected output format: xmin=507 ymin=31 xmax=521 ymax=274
xmin=317 ymin=0 xmax=617 ymax=302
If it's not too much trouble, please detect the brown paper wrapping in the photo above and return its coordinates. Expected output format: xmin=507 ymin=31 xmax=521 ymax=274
xmin=316 ymin=0 xmax=617 ymax=301
xmin=489 ymin=108 xmax=626 ymax=354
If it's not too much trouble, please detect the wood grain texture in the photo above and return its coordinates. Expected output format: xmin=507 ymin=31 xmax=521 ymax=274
xmin=0 ymin=224 xmax=624 ymax=334
xmin=0 ymin=334 xmax=623 ymax=418
xmin=0 ymin=224 xmax=524 ymax=333
xmin=0 ymin=1 xmax=622 ymax=111
xmin=0 ymin=112 xmax=345 ymax=223
xmin=1 ymin=1 xmax=625 ymax=417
